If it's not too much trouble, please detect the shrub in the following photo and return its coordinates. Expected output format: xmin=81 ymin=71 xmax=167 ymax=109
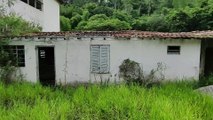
xmin=132 ymin=15 xmax=169 ymax=32
xmin=89 ymin=14 xmax=109 ymax=21
xmin=0 ymin=15 xmax=40 ymax=36
xmin=70 ymin=14 xmax=82 ymax=29
xmin=60 ymin=5 xmax=83 ymax=18
xmin=166 ymin=9 xmax=191 ymax=32
xmin=112 ymin=11 xmax=132 ymax=23
xmin=119 ymin=59 xmax=165 ymax=86
xmin=76 ymin=21 xmax=87 ymax=30
xmin=60 ymin=16 xmax=71 ymax=31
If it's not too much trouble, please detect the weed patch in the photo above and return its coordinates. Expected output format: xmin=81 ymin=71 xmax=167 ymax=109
xmin=0 ymin=82 xmax=213 ymax=119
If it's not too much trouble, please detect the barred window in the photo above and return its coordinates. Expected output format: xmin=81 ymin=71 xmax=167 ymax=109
xmin=36 ymin=0 xmax=42 ymax=10
xmin=167 ymin=46 xmax=181 ymax=55
xmin=91 ymin=45 xmax=110 ymax=73
xmin=20 ymin=0 xmax=43 ymax=11
xmin=1 ymin=45 xmax=25 ymax=67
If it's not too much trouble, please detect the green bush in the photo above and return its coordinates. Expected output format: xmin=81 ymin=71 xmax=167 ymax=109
xmin=89 ymin=14 xmax=109 ymax=21
xmin=119 ymin=59 xmax=165 ymax=86
xmin=70 ymin=14 xmax=82 ymax=29
xmin=0 ymin=15 xmax=40 ymax=36
xmin=166 ymin=9 xmax=191 ymax=32
xmin=76 ymin=21 xmax=88 ymax=30
xmin=132 ymin=18 xmax=148 ymax=31
xmin=132 ymin=15 xmax=169 ymax=32
xmin=112 ymin=11 xmax=132 ymax=23
xmin=60 ymin=16 xmax=71 ymax=31
xmin=60 ymin=5 xmax=83 ymax=18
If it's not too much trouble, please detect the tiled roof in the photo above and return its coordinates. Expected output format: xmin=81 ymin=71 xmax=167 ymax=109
xmin=17 ymin=30 xmax=213 ymax=39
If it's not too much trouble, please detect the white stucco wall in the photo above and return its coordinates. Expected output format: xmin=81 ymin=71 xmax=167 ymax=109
xmin=43 ymin=0 xmax=60 ymax=32
xmin=10 ymin=37 xmax=201 ymax=84
xmin=1 ymin=0 xmax=43 ymax=27
xmin=0 ymin=0 xmax=60 ymax=32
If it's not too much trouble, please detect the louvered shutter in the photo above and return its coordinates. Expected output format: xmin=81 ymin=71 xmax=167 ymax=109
xmin=91 ymin=45 xmax=100 ymax=73
xmin=100 ymin=45 xmax=109 ymax=73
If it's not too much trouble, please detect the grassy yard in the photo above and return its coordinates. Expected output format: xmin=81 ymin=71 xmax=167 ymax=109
xmin=0 ymin=81 xmax=213 ymax=120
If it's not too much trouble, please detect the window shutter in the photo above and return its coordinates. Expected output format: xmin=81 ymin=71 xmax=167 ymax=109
xmin=100 ymin=45 xmax=109 ymax=73
xmin=91 ymin=46 xmax=100 ymax=73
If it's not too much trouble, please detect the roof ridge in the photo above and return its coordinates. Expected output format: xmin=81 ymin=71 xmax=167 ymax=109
xmin=5 ymin=30 xmax=213 ymax=39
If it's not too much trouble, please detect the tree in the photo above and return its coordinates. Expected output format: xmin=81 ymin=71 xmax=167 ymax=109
xmin=70 ymin=14 xmax=82 ymax=29
xmin=60 ymin=0 xmax=213 ymax=32
xmin=77 ymin=16 xmax=131 ymax=30
xmin=60 ymin=5 xmax=83 ymax=18
xmin=121 ymin=0 xmax=133 ymax=14
xmin=91 ymin=6 xmax=114 ymax=17
xmin=112 ymin=10 xmax=132 ymax=23
xmin=108 ymin=0 xmax=123 ymax=10
xmin=60 ymin=16 xmax=71 ymax=31
xmin=166 ymin=10 xmax=191 ymax=32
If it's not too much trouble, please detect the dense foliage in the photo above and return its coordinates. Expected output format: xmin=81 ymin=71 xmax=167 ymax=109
xmin=0 ymin=16 xmax=40 ymax=36
xmin=0 ymin=1 xmax=40 ymax=83
xmin=0 ymin=81 xmax=213 ymax=119
xmin=60 ymin=0 xmax=213 ymax=31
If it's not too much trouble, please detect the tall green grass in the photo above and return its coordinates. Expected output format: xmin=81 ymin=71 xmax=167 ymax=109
xmin=0 ymin=81 xmax=213 ymax=120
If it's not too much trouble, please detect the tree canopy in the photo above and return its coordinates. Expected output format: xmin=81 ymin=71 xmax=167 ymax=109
xmin=60 ymin=0 xmax=213 ymax=32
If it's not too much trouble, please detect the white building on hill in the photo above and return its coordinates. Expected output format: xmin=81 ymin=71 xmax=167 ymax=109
xmin=0 ymin=0 xmax=61 ymax=32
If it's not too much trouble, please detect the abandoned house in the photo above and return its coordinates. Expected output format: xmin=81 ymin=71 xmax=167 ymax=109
xmin=1 ymin=31 xmax=213 ymax=85
xmin=0 ymin=0 xmax=61 ymax=32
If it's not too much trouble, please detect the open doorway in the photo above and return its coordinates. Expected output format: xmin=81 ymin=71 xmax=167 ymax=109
xmin=37 ymin=47 xmax=55 ymax=85
xmin=204 ymin=47 xmax=213 ymax=76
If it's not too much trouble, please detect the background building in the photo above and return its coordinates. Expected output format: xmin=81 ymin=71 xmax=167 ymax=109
xmin=0 ymin=0 xmax=61 ymax=32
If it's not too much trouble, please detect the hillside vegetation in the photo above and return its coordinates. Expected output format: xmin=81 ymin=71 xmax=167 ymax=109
xmin=60 ymin=0 xmax=213 ymax=32
xmin=0 ymin=81 xmax=213 ymax=119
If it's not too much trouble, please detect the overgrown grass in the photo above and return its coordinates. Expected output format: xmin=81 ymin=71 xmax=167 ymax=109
xmin=0 ymin=81 xmax=213 ymax=120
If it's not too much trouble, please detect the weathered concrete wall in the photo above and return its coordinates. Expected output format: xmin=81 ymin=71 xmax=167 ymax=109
xmin=1 ymin=0 xmax=44 ymax=26
xmin=43 ymin=0 xmax=60 ymax=32
xmin=10 ymin=37 xmax=201 ymax=84
xmin=0 ymin=0 xmax=60 ymax=32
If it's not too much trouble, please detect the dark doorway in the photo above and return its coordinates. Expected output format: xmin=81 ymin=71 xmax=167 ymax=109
xmin=204 ymin=47 xmax=213 ymax=76
xmin=38 ymin=47 xmax=55 ymax=86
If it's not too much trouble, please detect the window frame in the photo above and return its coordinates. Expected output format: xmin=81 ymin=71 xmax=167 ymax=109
xmin=20 ymin=0 xmax=43 ymax=11
xmin=1 ymin=45 xmax=25 ymax=67
xmin=35 ymin=0 xmax=43 ymax=11
xmin=90 ymin=45 xmax=110 ymax=74
xmin=167 ymin=46 xmax=181 ymax=55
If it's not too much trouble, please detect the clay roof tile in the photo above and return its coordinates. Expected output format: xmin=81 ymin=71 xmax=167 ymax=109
xmin=11 ymin=30 xmax=213 ymax=39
